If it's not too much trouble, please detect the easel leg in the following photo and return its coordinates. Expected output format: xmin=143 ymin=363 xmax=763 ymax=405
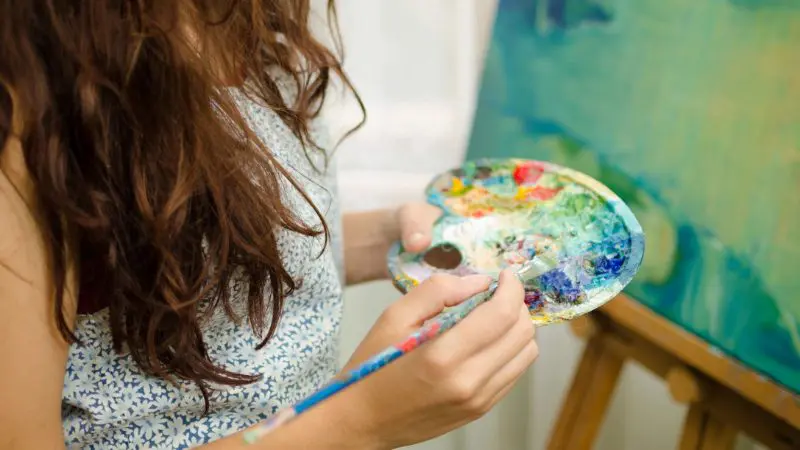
xmin=546 ymin=332 xmax=625 ymax=450
xmin=679 ymin=404 xmax=737 ymax=450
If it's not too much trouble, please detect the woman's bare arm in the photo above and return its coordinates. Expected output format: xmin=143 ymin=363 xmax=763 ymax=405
xmin=342 ymin=203 xmax=442 ymax=287
xmin=342 ymin=209 xmax=399 ymax=286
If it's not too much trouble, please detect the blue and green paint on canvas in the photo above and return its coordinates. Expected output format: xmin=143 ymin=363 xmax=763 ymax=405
xmin=467 ymin=0 xmax=800 ymax=393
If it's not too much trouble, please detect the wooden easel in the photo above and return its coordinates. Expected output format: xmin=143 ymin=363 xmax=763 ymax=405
xmin=546 ymin=295 xmax=800 ymax=450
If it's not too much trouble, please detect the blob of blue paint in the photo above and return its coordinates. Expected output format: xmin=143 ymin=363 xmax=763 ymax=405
xmin=539 ymin=269 xmax=583 ymax=303
xmin=593 ymin=253 xmax=624 ymax=276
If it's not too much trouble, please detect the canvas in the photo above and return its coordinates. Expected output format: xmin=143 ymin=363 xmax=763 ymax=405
xmin=467 ymin=0 xmax=800 ymax=393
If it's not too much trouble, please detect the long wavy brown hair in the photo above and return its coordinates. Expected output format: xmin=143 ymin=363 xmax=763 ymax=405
xmin=0 ymin=0 xmax=363 ymax=410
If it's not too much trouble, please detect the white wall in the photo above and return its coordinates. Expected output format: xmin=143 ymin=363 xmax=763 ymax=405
xmin=328 ymin=1 xmax=761 ymax=449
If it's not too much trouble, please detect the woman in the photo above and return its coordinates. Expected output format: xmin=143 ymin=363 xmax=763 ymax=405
xmin=0 ymin=1 xmax=538 ymax=449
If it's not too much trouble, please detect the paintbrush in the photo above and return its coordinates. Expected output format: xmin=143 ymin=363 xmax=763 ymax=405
xmin=241 ymin=261 xmax=550 ymax=445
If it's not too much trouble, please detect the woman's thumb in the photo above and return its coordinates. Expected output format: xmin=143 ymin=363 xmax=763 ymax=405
xmin=397 ymin=203 xmax=441 ymax=253
xmin=402 ymin=229 xmax=431 ymax=253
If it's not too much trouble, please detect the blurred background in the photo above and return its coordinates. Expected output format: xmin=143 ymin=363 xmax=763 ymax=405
xmin=314 ymin=1 xmax=772 ymax=449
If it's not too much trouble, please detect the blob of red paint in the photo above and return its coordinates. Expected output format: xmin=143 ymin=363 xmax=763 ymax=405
xmin=513 ymin=161 xmax=545 ymax=185
xmin=398 ymin=337 xmax=418 ymax=353
xmin=529 ymin=186 xmax=560 ymax=200
xmin=471 ymin=207 xmax=494 ymax=218
xmin=398 ymin=322 xmax=441 ymax=353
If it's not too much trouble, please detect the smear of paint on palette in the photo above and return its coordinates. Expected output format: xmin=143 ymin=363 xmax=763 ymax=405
xmin=387 ymin=159 xmax=644 ymax=326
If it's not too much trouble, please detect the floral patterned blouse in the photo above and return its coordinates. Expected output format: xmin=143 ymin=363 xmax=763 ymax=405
xmin=61 ymin=89 xmax=345 ymax=449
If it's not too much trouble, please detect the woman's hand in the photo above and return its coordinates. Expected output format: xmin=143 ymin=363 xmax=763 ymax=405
xmin=342 ymin=271 xmax=538 ymax=449
xmin=394 ymin=202 xmax=442 ymax=253
xmin=342 ymin=202 xmax=442 ymax=285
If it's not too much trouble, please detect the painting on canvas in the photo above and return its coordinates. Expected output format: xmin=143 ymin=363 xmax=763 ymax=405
xmin=467 ymin=0 xmax=800 ymax=392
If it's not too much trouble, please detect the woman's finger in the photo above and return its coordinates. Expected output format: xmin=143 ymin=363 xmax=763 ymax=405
xmin=459 ymin=306 xmax=534 ymax=385
xmin=397 ymin=203 xmax=442 ymax=253
xmin=434 ymin=270 xmax=524 ymax=360
xmin=387 ymin=274 xmax=492 ymax=327
xmin=480 ymin=338 xmax=539 ymax=408
xmin=479 ymin=270 xmax=526 ymax=325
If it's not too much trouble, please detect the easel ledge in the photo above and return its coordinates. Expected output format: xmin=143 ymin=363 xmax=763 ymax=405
xmin=547 ymin=294 xmax=800 ymax=450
